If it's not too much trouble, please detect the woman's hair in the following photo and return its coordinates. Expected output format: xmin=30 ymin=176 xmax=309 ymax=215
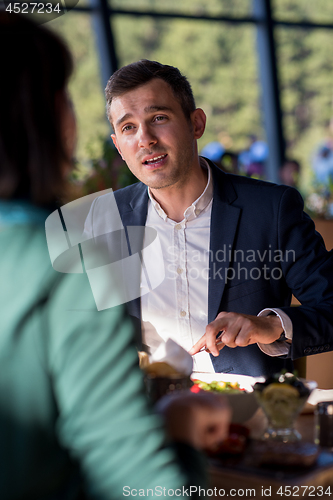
xmin=0 ymin=12 xmax=73 ymax=205
xmin=105 ymin=59 xmax=196 ymax=127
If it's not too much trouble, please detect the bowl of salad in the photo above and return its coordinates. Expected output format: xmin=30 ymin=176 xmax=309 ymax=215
xmin=190 ymin=373 xmax=261 ymax=423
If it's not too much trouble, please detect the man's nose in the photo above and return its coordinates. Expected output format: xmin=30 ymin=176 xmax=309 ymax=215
xmin=138 ymin=124 xmax=157 ymax=149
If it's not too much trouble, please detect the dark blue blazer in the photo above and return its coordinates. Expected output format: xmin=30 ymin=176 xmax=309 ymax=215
xmin=114 ymin=160 xmax=333 ymax=376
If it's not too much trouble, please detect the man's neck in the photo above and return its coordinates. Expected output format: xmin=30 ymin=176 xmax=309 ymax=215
xmin=149 ymin=164 xmax=208 ymax=223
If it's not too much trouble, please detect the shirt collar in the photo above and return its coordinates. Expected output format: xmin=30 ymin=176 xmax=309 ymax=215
xmin=148 ymin=157 xmax=213 ymax=222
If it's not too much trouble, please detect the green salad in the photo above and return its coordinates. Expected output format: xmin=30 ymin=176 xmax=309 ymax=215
xmin=192 ymin=380 xmax=244 ymax=393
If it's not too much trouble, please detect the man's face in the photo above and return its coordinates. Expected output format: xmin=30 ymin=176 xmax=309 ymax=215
xmin=110 ymin=78 xmax=205 ymax=190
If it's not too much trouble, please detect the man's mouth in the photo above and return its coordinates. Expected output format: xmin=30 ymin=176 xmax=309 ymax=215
xmin=143 ymin=154 xmax=167 ymax=165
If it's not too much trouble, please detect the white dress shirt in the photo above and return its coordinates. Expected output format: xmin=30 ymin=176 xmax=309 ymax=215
xmin=141 ymin=159 xmax=214 ymax=371
xmin=141 ymin=159 xmax=293 ymax=372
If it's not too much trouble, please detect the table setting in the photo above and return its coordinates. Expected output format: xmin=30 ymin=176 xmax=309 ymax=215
xmin=139 ymin=339 xmax=333 ymax=498
xmin=200 ymin=374 xmax=333 ymax=499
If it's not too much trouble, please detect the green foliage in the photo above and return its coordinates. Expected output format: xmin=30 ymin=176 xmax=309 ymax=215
xmin=274 ymin=0 xmax=333 ymax=192
xmin=111 ymin=0 xmax=251 ymax=17
xmin=75 ymin=137 xmax=137 ymax=195
xmin=49 ymin=11 xmax=110 ymax=163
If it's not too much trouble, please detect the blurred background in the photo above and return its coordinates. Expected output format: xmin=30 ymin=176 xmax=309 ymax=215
xmin=45 ymin=0 xmax=333 ymax=220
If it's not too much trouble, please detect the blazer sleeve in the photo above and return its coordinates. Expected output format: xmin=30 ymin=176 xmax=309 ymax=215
xmin=276 ymin=187 xmax=333 ymax=359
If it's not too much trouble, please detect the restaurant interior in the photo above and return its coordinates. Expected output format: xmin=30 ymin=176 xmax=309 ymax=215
xmin=2 ymin=1 xmax=333 ymax=499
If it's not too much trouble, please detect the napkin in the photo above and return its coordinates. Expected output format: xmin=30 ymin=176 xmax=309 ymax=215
xmin=150 ymin=338 xmax=193 ymax=376
xmin=307 ymin=388 xmax=333 ymax=406
xmin=301 ymin=387 xmax=333 ymax=414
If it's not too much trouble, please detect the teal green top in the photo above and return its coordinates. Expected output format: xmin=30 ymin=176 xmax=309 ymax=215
xmin=0 ymin=201 xmax=195 ymax=499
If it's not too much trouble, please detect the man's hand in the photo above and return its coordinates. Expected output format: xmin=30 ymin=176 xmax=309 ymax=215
xmin=188 ymin=311 xmax=284 ymax=357
xmin=157 ymin=391 xmax=231 ymax=451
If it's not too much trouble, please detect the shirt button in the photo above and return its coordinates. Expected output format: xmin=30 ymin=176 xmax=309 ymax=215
xmin=180 ymin=310 xmax=187 ymax=317
xmin=175 ymin=224 xmax=182 ymax=230
xmin=195 ymin=208 xmax=201 ymax=216
xmin=177 ymin=267 xmax=183 ymax=275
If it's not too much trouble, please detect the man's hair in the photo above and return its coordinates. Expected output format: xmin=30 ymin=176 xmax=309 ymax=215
xmin=0 ymin=12 xmax=73 ymax=206
xmin=105 ymin=60 xmax=196 ymax=126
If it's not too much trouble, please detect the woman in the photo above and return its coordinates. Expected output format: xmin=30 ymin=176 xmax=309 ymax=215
xmin=0 ymin=13 xmax=229 ymax=500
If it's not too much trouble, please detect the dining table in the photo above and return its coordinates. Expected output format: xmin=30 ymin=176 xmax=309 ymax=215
xmin=208 ymin=409 xmax=333 ymax=499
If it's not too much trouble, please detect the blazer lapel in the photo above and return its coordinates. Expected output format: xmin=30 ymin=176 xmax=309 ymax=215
xmin=115 ymin=184 xmax=149 ymax=321
xmin=207 ymin=163 xmax=241 ymax=323
xmin=118 ymin=185 xmax=149 ymax=232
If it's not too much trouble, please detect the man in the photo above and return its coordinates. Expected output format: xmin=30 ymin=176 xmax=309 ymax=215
xmin=86 ymin=60 xmax=333 ymax=376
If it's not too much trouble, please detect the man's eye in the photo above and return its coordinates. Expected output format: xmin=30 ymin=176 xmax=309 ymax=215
xmin=154 ymin=115 xmax=166 ymax=122
xmin=122 ymin=125 xmax=134 ymax=132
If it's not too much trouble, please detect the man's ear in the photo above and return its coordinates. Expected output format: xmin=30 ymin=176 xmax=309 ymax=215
xmin=111 ymin=134 xmax=125 ymax=160
xmin=191 ymin=108 xmax=206 ymax=140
